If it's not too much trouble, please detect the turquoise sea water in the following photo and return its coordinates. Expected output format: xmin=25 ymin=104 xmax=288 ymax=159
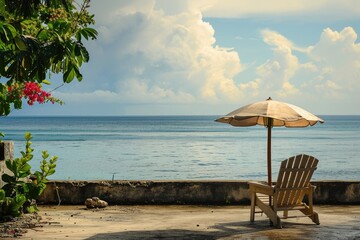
xmin=0 ymin=115 xmax=359 ymax=181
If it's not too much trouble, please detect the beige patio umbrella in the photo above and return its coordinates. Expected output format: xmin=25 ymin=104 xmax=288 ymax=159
xmin=216 ymin=97 xmax=324 ymax=186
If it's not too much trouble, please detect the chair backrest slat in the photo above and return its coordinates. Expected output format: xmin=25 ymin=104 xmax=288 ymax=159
xmin=290 ymin=155 xmax=309 ymax=205
xmin=295 ymin=155 xmax=318 ymax=203
xmin=275 ymin=154 xmax=318 ymax=207
xmin=277 ymin=156 xmax=295 ymax=205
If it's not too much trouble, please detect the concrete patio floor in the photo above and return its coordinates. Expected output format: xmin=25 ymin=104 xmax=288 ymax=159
xmin=22 ymin=205 xmax=360 ymax=239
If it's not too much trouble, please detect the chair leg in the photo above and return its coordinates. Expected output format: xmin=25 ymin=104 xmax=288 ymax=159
xmin=255 ymin=195 xmax=279 ymax=227
xmin=276 ymin=216 xmax=282 ymax=229
xmin=299 ymin=207 xmax=320 ymax=225
xmin=248 ymin=191 xmax=282 ymax=228
xmin=250 ymin=192 xmax=255 ymax=222
xmin=307 ymin=190 xmax=320 ymax=225
xmin=313 ymin=212 xmax=320 ymax=225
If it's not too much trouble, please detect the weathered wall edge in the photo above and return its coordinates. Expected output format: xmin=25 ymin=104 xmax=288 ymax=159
xmin=38 ymin=180 xmax=360 ymax=205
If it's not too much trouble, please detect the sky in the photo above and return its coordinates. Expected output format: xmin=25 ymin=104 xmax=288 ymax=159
xmin=14 ymin=0 xmax=360 ymax=116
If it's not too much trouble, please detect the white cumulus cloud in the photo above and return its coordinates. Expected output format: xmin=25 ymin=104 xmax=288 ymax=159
xmin=51 ymin=1 xmax=360 ymax=115
xmin=86 ymin=0 xmax=243 ymax=104
xmin=308 ymin=27 xmax=360 ymax=95
xmin=254 ymin=29 xmax=301 ymax=98
xmin=243 ymin=26 xmax=360 ymax=104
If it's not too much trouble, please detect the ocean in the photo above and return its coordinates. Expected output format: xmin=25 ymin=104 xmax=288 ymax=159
xmin=0 ymin=115 xmax=359 ymax=181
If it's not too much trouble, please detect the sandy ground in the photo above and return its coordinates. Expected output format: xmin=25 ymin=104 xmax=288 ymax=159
xmin=17 ymin=205 xmax=360 ymax=239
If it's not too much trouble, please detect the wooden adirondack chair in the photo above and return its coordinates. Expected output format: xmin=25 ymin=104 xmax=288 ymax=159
xmin=249 ymin=154 xmax=320 ymax=228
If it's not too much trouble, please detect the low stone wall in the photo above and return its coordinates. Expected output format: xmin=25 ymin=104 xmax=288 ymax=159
xmin=38 ymin=180 xmax=360 ymax=205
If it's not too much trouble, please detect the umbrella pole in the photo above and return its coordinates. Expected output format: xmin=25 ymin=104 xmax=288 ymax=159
xmin=267 ymin=119 xmax=272 ymax=186
xmin=267 ymin=118 xmax=273 ymax=209
xmin=267 ymin=126 xmax=271 ymax=185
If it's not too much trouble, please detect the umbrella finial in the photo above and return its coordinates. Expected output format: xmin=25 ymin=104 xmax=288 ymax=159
xmin=267 ymin=97 xmax=272 ymax=101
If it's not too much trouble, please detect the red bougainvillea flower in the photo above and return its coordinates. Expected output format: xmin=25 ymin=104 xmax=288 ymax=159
xmin=7 ymin=82 xmax=62 ymax=106
xmin=22 ymin=82 xmax=52 ymax=105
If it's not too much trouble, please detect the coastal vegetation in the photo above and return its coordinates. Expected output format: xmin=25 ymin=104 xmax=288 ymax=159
xmin=0 ymin=0 xmax=97 ymax=217
xmin=0 ymin=132 xmax=57 ymax=216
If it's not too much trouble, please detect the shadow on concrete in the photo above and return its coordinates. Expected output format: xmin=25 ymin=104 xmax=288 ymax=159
xmin=85 ymin=221 xmax=268 ymax=240
xmin=86 ymin=229 xmax=223 ymax=240
xmin=84 ymin=217 xmax=360 ymax=240
xmin=214 ymin=220 xmax=322 ymax=240
xmin=74 ymin=218 xmax=360 ymax=240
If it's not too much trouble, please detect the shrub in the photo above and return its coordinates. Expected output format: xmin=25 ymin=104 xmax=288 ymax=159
xmin=0 ymin=132 xmax=57 ymax=217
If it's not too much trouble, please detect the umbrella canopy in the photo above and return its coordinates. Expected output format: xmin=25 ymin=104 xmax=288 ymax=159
xmin=216 ymin=97 xmax=324 ymax=185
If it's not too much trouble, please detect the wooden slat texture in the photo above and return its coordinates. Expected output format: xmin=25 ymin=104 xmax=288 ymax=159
xmin=249 ymin=154 xmax=320 ymax=227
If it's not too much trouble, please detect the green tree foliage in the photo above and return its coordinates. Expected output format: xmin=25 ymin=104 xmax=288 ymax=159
xmin=0 ymin=0 xmax=98 ymax=115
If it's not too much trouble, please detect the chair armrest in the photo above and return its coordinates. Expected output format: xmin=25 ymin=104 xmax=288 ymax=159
xmin=248 ymin=181 xmax=274 ymax=196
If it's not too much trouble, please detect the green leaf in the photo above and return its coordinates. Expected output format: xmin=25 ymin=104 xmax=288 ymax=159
xmin=0 ymin=189 xmax=5 ymax=200
xmin=11 ymin=194 xmax=27 ymax=216
xmin=18 ymin=172 xmax=29 ymax=178
xmin=26 ymin=205 xmax=38 ymax=213
xmin=21 ymin=182 xmax=29 ymax=193
xmin=5 ymin=160 xmax=15 ymax=172
xmin=37 ymin=29 xmax=49 ymax=41
xmin=43 ymin=166 xmax=49 ymax=172
xmin=42 ymin=80 xmax=51 ymax=85
xmin=14 ymin=194 xmax=26 ymax=205
xmin=63 ymin=67 xmax=76 ymax=83
xmin=74 ymin=66 xmax=82 ymax=81
xmin=1 ymin=101 xmax=11 ymax=116
xmin=24 ymin=132 xmax=32 ymax=141
xmin=47 ymin=169 xmax=55 ymax=175
xmin=0 ymin=0 xmax=5 ymax=12
xmin=50 ymin=156 xmax=58 ymax=163
xmin=81 ymin=28 xmax=98 ymax=40
xmin=14 ymin=99 xmax=22 ymax=109
xmin=0 ymin=23 xmax=17 ymax=41
xmin=21 ymin=163 xmax=31 ymax=171
xmin=42 ymin=151 xmax=49 ymax=159
xmin=2 ymin=173 xmax=15 ymax=183
xmin=14 ymin=37 xmax=27 ymax=51
xmin=36 ymin=182 xmax=47 ymax=194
